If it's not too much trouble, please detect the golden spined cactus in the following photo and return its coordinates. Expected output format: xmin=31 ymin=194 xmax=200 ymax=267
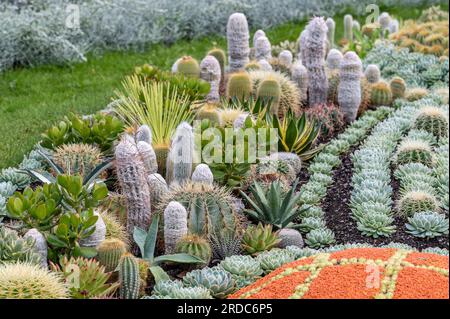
xmin=53 ymin=143 xmax=102 ymax=177
xmin=390 ymin=76 xmax=407 ymax=100
xmin=226 ymin=72 xmax=252 ymax=101
xmin=176 ymin=56 xmax=201 ymax=78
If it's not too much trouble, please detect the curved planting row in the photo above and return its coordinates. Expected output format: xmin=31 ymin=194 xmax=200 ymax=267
xmin=296 ymin=106 xmax=392 ymax=248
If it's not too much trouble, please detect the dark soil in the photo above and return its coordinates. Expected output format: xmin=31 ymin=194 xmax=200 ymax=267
xmin=322 ymin=146 xmax=449 ymax=250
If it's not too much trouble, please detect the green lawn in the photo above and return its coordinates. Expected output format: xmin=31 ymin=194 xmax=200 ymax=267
xmin=0 ymin=6 xmax=435 ymax=169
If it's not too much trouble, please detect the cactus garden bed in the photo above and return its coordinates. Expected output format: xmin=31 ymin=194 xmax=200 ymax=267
xmin=0 ymin=3 xmax=449 ymax=301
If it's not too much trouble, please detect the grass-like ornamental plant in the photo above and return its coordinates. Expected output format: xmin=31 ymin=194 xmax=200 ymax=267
xmin=406 ymin=211 xmax=449 ymax=238
xmin=241 ymin=223 xmax=280 ymax=255
xmin=50 ymin=256 xmax=118 ymax=299
xmin=240 ymin=179 xmax=305 ymax=230
xmin=0 ymin=262 xmax=69 ymax=299
xmin=304 ymin=228 xmax=336 ymax=248
xmin=182 ymin=266 xmax=236 ymax=299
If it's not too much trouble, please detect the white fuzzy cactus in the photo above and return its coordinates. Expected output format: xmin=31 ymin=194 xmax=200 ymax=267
xmin=291 ymin=61 xmax=309 ymax=104
xmin=115 ymin=137 xmax=152 ymax=238
xmin=279 ymin=50 xmax=293 ymax=68
xmin=326 ymin=48 xmax=343 ymax=70
xmin=352 ymin=20 xmax=361 ymax=32
xmin=233 ymin=113 xmax=251 ymax=129
xmin=147 ymin=173 xmax=169 ymax=206
xmin=227 ymin=13 xmax=250 ymax=72
xmin=258 ymin=59 xmax=272 ymax=71
xmin=200 ymin=55 xmax=221 ymax=103
xmin=255 ymin=36 xmax=272 ymax=61
xmin=253 ymin=29 xmax=266 ymax=48
xmin=365 ymin=64 xmax=381 ymax=84
xmin=136 ymin=125 xmax=152 ymax=144
xmin=338 ymin=51 xmax=362 ymax=123
xmin=166 ymin=122 xmax=194 ymax=185
xmin=80 ymin=211 xmax=106 ymax=248
xmin=301 ymin=17 xmax=329 ymax=106
xmin=137 ymin=141 xmax=158 ymax=175
xmin=24 ymin=228 xmax=48 ymax=269
xmin=164 ymin=201 xmax=188 ymax=254
xmin=298 ymin=30 xmax=307 ymax=61
xmin=269 ymin=152 xmax=302 ymax=175
xmin=378 ymin=12 xmax=391 ymax=31
xmin=191 ymin=164 xmax=214 ymax=184
xmin=343 ymin=14 xmax=353 ymax=42
xmin=325 ymin=17 xmax=335 ymax=49
xmin=388 ymin=19 xmax=399 ymax=34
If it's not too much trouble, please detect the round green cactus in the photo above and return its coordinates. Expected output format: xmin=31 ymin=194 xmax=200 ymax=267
xmin=196 ymin=103 xmax=221 ymax=125
xmin=208 ymin=48 xmax=226 ymax=78
xmin=256 ymin=76 xmax=281 ymax=114
xmin=397 ymin=191 xmax=440 ymax=217
xmin=406 ymin=87 xmax=429 ymax=102
xmin=370 ymin=81 xmax=393 ymax=106
xmin=176 ymin=234 xmax=212 ymax=266
xmin=226 ymin=72 xmax=252 ymax=101
xmin=244 ymin=61 xmax=261 ymax=71
xmin=414 ymin=106 xmax=449 ymax=139
xmin=390 ymin=76 xmax=406 ymax=100
xmin=278 ymin=228 xmax=304 ymax=248
xmin=395 ymin=140 xmax=434 ymax=167
xmin=176 ymin=56 xmax=200 ymax=78
xmin=0 ymin=262 xmax=69 ymax=299
xmin=53 ymin=143 xmax=102 ymax=177
xmin=96 ymin=238 xmax=127 ymax=272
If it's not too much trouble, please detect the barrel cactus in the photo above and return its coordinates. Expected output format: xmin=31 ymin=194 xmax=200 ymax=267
xmin=53 ymin=143 xmax=102 ymax=177
xmin=414 ymin=106 xmax=449 ymax=139
xmin=227 ymin=13 xmax=250 ymax=72
xmin=390 ymin=76 xmax=407 ymax=100
xmin=176 ymin=234 xmax=212 ymax=265
xmin=338 ymin=51 xmax=362 ymax=122
xmin=164 ymin=201 xmax=188 ymax=254
xmin=364 ymin=64 xmax=381 ymax=84
xmin=226 ymin=72 xmax=252 ymax=101
xmin=278 ymin=228 xmax=304 ymax=248
xmin=96 ymin=238 xmax=127 ymax=272
xmin=397 ymin=191 xmax=440 ymax=217
xmin=196 ymin=103 xmax=221 ymax=125
xmin=395 ymin=140 xmax=434 ymax=167
xmin=256 ymin=76 xmax=281 ymax=114
xmin=176 ymin=56 xmax=200 ymax=78
xmin=370 ymin=81 xmax=392 ymax=106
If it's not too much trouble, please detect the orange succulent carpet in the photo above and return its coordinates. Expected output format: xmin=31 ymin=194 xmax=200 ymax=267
xmin=229 ymin=248 xmax=449 ymax=299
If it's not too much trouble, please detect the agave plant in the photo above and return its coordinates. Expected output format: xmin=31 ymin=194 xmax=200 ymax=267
xmin=270 ymin=111 xmax=322 ymax=161
xmin=241 ymin=223 xmax=280 ymax=255
xmin=133 ymin=215 xmax=203 ymax=283
xmin=240 ymin=179 xmax=306 ymax=229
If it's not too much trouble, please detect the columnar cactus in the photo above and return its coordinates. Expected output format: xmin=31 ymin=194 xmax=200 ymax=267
xmin=191 ymin=164 xmax=214 ymax=184
xmin=291 ymin=61 xmax=309 ymax=104
xmin=147 ymin=173 xmax=169 ymax=206
xmin=115 ymin=138 xmax=152 ymax=238
xmin=255 ymin=36 xmax=272 ymax=61
xmin=326 ymin=17 xmax=336 ymax=49
xmin=166 ymin=122 xmax=194 ymax=185
xmin=200 ymin=55 xmax=221 ymax=102
xmin=378 ymin=12 xmax=391 ymax=32
xmin=96 ymin=238 xmax=127 ymax=272
xmin=258 ymin=59 xmax=272 ymax=71
xmin=164 ymin=201 xmax=188 ymax=254
xmin=226 ymin=72 xmax=252 ymax=100
xmin=389 ymin=19 xmax=399 ymax=34
xmin=176 ymin=56 xmax=200 ymax=78
xmin=352 ymin=20 xmax=361 ymax=32
xmin=136 ymin=125 xmax=152 ymax=144
xmin=257 ymin=76 xmax=281 ymax=114
xmin=338 ymin=51 xmax=362 ymax=122
xmin=253 ymin=29 xmax=266 ymax=48
xmin=80 ymin=211 xmax=106 ymax=248
xmin=279 ymin=50 xmax=293 ymax=68
xmin=227 ymin=13 xmax=250 ymax=72
xmin=23 ymin=229 xmax=48 ymax=269
xmin=301 ymin=17 xmax=329 ymax=106
xmin=137 ymin=141 xmax=158 ymax=175
xmin=344 ymin=14 xmax=353 ymax=42
xmin=207 ymin=48 xmax=226 ymax=80
xmin=118 ymin=253 xmax=140 ymax=299
xmin=364 ymin=64 xmax=381 ymax=83
xmin=326 ymin=48 xmax=343 ymax=70
xmin=370 ymin=81 xmax=392 ymax=106
xmin=390 ymin=76 xmax=406 ymax=100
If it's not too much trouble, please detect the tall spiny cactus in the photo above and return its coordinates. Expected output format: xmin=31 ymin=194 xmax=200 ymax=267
xmin=301 ymin=17 xmax=329 ymax=106
xmin=137 ymin=141 xmax=158 ymax=175
xmin=378 ymin=12 xmax=391 ymax=32
xmin=24 ymin=229 xmax=48 ymax=269
xmin=115 ymin=137 xmax=152 ymax=239
xmin=291 ymin=61 xmax=308 ymax=105
xmin=326 ymin=17 xmax=336 ymax=50
xmin=338 ymin=51 xmax=362 ymax=122
xmin=166 ymin=122 xmax=194 ymax=185
xmin=255 ymin=36 xmax=272 ymax=61
xmin=118 ymin=253 xmax=140 ymax=299
xmin=344 ymin=14 xmax=353 ymax=42
xmin=279 ymin=50 xmax=293 ymax=68
xmin=253 ymin=30 xmax=266 ymax=48
xmin=388 ymin=19 xmax=399 ymax=34
xmin=227 ymin=13 xmax=250 ymax=72
xmin=298 ymin=30 xmax=307 ymax=62
xmin=191 ymin=164 xmax=214 ymax=185
xmin=164 ymin=201 xmax=188 ymax=254
xmin=200 ymin=55 xmax=221 ymax=103
xmin=326 ymin=48 xmax=343 ymax=70
xmin=136 ymin=125 xmax=152 ymax=144
xmin=147 ymin=173 xmax=169 ymax=207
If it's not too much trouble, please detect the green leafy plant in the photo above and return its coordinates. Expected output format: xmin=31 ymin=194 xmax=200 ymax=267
xmin=132 ymin=215 xmax=203 ymax=283
xmin=240 ymin=179 xmax=306 ymax=230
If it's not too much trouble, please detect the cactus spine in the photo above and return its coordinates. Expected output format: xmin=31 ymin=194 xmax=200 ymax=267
xmin=166 ymin=122 xmax=194 ymax=185
xmin=326 ymin=48 xmax=343 ymax=70
xmin=115 ymin=138 xmax=152 ymax=239
xmin=191 ymin=164 xmax=214 ymax=184
xmin=257 ymin=76 xmax=281 ymax=115
xmin=338 ymin=51 xmax=362 ymax=122
xmin=255 ymin=36 xmax=272 ymax=61
xmin=370 ymin=81 xmax=393 ymax=106
xmin=291 ymin=61 xmax=309 ymax=105
xmin=390 ymin=76 xmax=406 ymax=100
xmin=302 ymin=17 xmax=329 ymax=106
xmin=227 ymin=13 xmax=250 ymax=72
xmin=24 ymin=229 xmax=48 ymax=269
xmin=364 ymin=64 xmax=381 ymax=83
xmin=96 ymin=238 xmax=127 ymax=272
xmin=164 ymin=201 xmax=188 ymax=254
xmin=226 ymin=72 xmax=252 ymax=101
xmin=176 ymin=56 xmax=200 ymax=78
xmin=326 ymin=17 xmax=336 ymax=49
xmin=200 ymin=55 xmax=221 ymax=102
xmin=344 ymin=14 xmax=353 ymax=42
xmin=118 ymin=253 xmax=140 ymax=299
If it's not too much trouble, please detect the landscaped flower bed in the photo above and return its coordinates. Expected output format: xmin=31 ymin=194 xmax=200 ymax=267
xmin=0 ymin=3 xmax=448 ymax=300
